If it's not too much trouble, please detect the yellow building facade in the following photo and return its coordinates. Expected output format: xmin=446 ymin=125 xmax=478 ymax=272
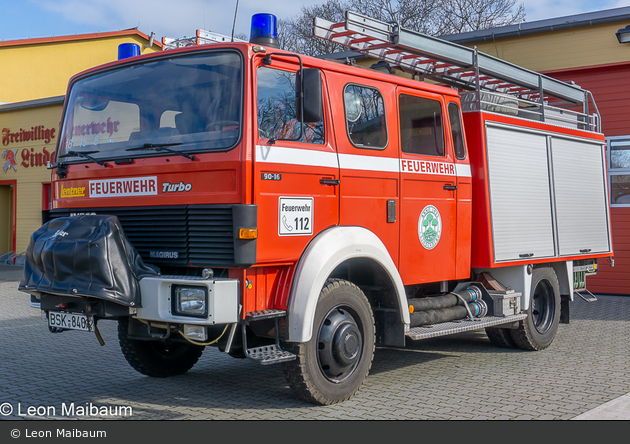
xmin=1 ymin=30 xmax=162 ymax=259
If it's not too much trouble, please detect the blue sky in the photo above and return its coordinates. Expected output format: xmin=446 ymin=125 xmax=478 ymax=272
xmin=0 ymin=0 xmax=629 ymax=43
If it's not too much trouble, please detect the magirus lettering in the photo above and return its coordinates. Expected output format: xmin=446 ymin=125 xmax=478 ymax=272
xmin=162 ymin=182 xmax=192 ymax=193
xmin=149 ymin=251 xmax=179 ymax=259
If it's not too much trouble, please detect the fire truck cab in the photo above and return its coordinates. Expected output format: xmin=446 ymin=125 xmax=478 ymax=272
xmin=19 ymin=13 xmax=612 ymax=405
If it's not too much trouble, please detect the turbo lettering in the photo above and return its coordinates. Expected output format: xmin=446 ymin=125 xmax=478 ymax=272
xmin=162 ymin=182 xmax=193 ymax=193
xmin=89 ymin=177 xmax=158 ymax=198
xmin=401 ymin=159 xmax=456 ymax=176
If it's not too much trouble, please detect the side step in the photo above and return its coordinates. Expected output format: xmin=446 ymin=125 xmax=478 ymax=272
xmin=575 ymin=289 xmax=598 ymax=303
xmin=243 ymin=310 xmax=296 ymax=365
xmin=245 ymin=345 xmax=296 ymax=365
xmin=406 ymin=314 xmax=527 ymax=341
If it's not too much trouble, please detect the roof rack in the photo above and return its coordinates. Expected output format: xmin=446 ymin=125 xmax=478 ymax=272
xmin=314 ymin=11 xmax=601 ymax=132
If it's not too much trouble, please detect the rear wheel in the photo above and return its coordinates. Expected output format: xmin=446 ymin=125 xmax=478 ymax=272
xmin=118 ymin=318 xmax=205 ymax=377
xmin=485 ymin=327 xmax=516 ymax=348
xmin=510 ymin=267 xmax=560 ymax=351
xmin=283 ymin=279 xmax=375 ymax=405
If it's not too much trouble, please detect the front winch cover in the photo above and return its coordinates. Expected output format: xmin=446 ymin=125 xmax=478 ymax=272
xmin=18 ymin=215 xmax=159 ymax=306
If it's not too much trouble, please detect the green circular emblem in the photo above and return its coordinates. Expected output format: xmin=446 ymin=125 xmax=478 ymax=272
xmin=418 ymin=205 xmax=442 ymax=250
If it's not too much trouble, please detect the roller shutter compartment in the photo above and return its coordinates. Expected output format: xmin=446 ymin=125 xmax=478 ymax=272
xmin=550 ymin=137 xmax=611 ymax=256
xmin=485 ymin=125 xmax=556 ymax=262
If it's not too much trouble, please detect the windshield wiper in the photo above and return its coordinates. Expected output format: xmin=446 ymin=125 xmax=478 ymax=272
xmin=126 ymin=143 xmax=196 ymax=161
xmin=59 ymin=150 xmax=108 ymax=167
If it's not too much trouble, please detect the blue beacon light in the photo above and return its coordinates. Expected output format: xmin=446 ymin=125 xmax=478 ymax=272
xmin=118 ymin=43 xmax=141 ymax=60
xmin=249 ymin=13 xmax=280 ymax=49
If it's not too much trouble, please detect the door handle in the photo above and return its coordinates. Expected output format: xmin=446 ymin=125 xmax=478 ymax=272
xmin=320 ymin=178 xmax=340 ymax=185
xmin=443 ymin=184 xmax=457 ymax=191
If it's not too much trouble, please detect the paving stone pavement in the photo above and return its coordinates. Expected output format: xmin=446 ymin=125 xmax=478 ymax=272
xmin=1 ymin=265 xmax=629 ymax=420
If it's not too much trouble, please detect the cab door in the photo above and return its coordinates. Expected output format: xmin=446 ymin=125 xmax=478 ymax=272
xmin=329 ymin=75 xmax=400 ymax=264
xmin=397 ymin=89 xmax=458 ymax=285
xmin=253 ymin=61 xmax=339 ymax=264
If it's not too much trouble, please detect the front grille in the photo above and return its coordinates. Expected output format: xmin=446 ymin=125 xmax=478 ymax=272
xmin=46 ymin=205 xmax=254 ymax=268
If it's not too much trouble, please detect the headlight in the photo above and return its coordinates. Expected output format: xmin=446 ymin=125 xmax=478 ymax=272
xmin=172 ymin=285 xmax=208 ymax=318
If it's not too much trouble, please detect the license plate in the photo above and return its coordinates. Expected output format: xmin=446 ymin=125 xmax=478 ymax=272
xmin=48 ymin=311 xmax=94 ymax=332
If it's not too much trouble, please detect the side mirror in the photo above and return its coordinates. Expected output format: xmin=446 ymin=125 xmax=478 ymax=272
xmin=297 ymin=68 xmax=322 ymax=123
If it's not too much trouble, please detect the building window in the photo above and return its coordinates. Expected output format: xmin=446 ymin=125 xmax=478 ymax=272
xmin=608 ymin=136 xmax=630 ymax=206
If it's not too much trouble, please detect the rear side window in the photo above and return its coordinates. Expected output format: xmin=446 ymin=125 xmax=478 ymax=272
xmin=344 ymin=84 xmax=387 ymax=149
xmin=448 ymin=102 xmax=467 ymax=160
xmin=399 ymin=94 xmax=444 ymax=157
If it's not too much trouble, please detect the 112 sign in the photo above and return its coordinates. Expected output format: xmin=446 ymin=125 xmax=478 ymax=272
xmin=279 ymin=197 xmax=313 ymax=236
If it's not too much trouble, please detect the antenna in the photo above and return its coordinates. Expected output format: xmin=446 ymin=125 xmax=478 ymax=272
xmin=144 ymin=32 xmax=155 ymax=51
xmin=231 ymin=0 xmax=239 ymax=42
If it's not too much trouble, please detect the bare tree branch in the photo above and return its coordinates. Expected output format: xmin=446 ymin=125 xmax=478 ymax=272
xmin=277 ymin=0 xmax=526 ymax=56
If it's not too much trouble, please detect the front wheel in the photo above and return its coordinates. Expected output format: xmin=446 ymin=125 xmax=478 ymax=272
xmin=283 ymin=279 xmax=375 ymax=405
xmin=118 ymin=318 xmax=205 ymax=377
xmin=510 ymin=266 xmax=561 ymax=350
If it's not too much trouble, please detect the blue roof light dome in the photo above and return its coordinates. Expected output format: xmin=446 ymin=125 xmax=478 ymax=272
xmin=249 ymin=13 xmax=279 ymax=48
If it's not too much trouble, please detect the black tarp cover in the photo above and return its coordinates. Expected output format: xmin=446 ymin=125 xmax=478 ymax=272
xmin=18 ymin=215 xmax=159 ymax=307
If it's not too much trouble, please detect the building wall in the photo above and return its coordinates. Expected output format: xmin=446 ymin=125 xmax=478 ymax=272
xmin=0 ymin=31 xmax=161 ymax=103
xmin=1 ymin=104 xmax=61 ymax=254
xmin=468 ymin=22 xmax=629 ymax=73
xmin=466 ymin=21 xmax=630 ymax=295
xmin=544 ymin=62 xmax=630 ymax=137
xmin=0 ymin=30 xmax=162 ymax=257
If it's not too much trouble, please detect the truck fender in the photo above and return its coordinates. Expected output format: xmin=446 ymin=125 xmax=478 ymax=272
xmin=473 ymin=265 xmax=533 ymax=310
xmin=551 ymin=261 xmax=574 ymax=301
xmin=474 ymin=262 xmax=574 ymax=310
xmin=286 ymin=226 xmax=408 ymax=343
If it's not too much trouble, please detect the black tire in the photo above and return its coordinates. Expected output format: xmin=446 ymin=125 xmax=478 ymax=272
xmin=117 ymin=318 xmax=205 ymax=377
xmin=510 ymin=266 xmax=561 ymax=351
xmin=485 ymin=327 xmax=517 ymax=348
xmin=283 ymin=279 xmax=375 ymax=405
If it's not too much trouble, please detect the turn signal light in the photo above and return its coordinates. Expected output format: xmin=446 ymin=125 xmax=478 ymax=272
xmin=239 ymin=228 xmax=258 ymax=239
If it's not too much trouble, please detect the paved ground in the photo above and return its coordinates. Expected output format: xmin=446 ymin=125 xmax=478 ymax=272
xmin=1 ymin=264 xmax=629 ymax=420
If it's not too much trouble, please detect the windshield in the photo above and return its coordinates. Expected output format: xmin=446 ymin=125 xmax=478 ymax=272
xmin=57 ymin=50 xmax=243 ymax=163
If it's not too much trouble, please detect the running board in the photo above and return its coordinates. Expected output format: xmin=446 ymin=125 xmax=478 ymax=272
xmin=406 ymin=314 xmax=527 ymax=341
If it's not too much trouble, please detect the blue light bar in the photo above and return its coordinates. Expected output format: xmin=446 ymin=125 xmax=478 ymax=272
xmin=249 ymin=13 xmax=279 ymax=48
xmin=118 ymin=43 xmax=140 ymax=60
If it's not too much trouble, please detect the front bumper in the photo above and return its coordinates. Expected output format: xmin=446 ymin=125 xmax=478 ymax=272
xmin=133 ymin=275 xmax=239 ymax=325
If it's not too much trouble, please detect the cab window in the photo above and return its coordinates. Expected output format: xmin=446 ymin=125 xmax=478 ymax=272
xmin=256 ymin=67 xmax=324 ymax=144
xmin=448 ymin=102 xmax=467 ymax=160
xmin=344 ymin=84 xmax=387 ymax=149
xmin=399 ymin=94 xmax=444 ymax=157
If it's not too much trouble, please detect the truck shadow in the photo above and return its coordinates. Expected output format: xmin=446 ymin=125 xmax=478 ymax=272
xmin=57 ymin=332 xmax=523 ymax=416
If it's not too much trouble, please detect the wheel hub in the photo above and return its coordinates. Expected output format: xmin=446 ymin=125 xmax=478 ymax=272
xmin=317 ymin=307 xmax=363 ymax=382
xmin=332 ymin=323 xmax=361 ymax=366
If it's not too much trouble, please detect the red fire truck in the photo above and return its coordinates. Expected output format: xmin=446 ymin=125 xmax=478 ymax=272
xmin=19 ymin=12 xmax=613 ymax=405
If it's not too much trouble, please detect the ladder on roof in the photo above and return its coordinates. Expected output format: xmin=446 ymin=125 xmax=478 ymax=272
xmin=162 ymin=30 xmax=246 ymax=50
xmin=313 ymin=11 xmax=601 ymax=131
